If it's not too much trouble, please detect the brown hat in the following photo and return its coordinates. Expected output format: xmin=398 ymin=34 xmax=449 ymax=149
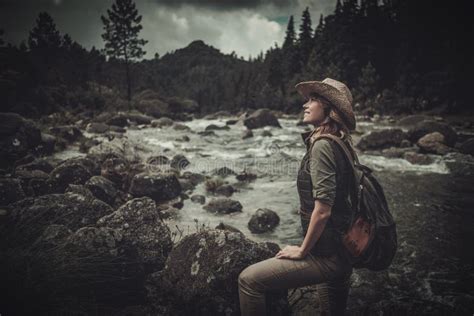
xmin=295 ymin=78 xmax=356 ymax=131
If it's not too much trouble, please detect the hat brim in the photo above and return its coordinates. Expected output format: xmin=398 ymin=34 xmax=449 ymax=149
xmin=295 ymin=81 xmax=355 ymax=130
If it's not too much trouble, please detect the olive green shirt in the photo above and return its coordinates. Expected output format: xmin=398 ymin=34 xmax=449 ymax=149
xmin=309 ymin=139 xmax=337 ymax=207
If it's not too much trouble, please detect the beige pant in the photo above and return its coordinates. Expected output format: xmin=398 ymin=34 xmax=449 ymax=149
xmin=238 ymin=253 xmax=352 ymax=316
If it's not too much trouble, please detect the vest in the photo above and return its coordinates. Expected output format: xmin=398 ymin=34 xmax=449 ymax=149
xmin=296 ymin=131 xmax=354 ymax=257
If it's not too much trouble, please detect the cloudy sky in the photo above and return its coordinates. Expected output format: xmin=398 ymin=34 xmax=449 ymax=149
xmin=0 ymin=0 xmax=336 ymax=59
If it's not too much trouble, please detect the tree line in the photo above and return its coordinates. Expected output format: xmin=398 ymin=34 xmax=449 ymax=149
xmin=0 ymin=0 xmax=470 ymax=117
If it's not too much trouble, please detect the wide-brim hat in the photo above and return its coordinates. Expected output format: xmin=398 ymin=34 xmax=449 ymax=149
xmin=295 ymin=78 xmax=356 ymax=131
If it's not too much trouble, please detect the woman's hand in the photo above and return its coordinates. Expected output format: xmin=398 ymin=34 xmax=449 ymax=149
xmin=275 ymin=245 xmax=305 ymax=260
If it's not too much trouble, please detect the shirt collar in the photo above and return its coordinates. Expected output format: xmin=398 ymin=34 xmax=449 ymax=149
xmin=300 ymin=128 xmax=318 ymax=150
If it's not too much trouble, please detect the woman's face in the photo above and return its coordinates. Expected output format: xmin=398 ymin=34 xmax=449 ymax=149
xmin=302 ymin=97 xmax=326 ymax=126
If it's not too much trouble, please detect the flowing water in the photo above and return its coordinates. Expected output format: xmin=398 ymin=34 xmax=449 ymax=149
xmin=56 ymin=116 xmax=474 ymax=314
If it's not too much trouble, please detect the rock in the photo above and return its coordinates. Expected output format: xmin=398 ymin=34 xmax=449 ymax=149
xmin=151 ymin=229 xmax=287 ymax=315
xmin=101 ymin=156 xmax=130 ymax=188
xmin=403 ymin=152 xmax=434 ymax=165
xmin=86 ymin=122 xmax=109 ymax=134
xmin=172 ymin=123 xmax=191 ymax=131
xmin=97 ymin=197 xmax=173 ymax=272
xmin=48 ymin=158 xmax=98 ymax=193
xmin=151 ymin=117 xmax=174 ymax=128
xmin=408 ymin=120 xmax=457 ymax=147
xmin=191 ymin=195 xmax=206 ymax=204
xmin=417 ymin=132 xmax=451 ymax=155
xmin=85 ymin=176 xmax=118 ymax=206
xmin=147 ymin=155 xmax=170 ymax=166
xmin=16 ymin=158 xmax=56 ymax=173
xmin=32 ymin=224 xmax=72 ymax=250
xmin=242 ymin=129 xmax=253 ymax=139
xmin=215 ymin=222 xmax=243 ymax=234
xmin=203 ymin=198 xmax=242 ymax=214
xmin=0 ymin=178 xmax=26 ymax=206
xmin=357 ymin=129 xmax=407 ymax=150
xmin=236 ymin=171 xmax=257 ymax=182
xmin=248 ymin=208 xmax=280 ymax=234
xmin=0 ymin=112 xmax=42 ymax=167
xmin=381 ymin=147 xmax=417 ymax=159
xmin=397 ymin=115 xmax=432 ymax=126
xmin=14 ymin=169 xmax=49 ymax=196
xmin=198 ymin=130 xmax=216 ymax=137
xmin=37 ymin=132 xmax=56 ymax=155
xmin=136 ymin=99 xmax=170 ymax=118
xmin=205 ymin=124 xmax=230 ymax=131
xmin=178 ymin=178 xmax=195 ymax=192
xmin=181 ymin=171 xmax=206 ymax=185
xmin=66 ymin=184 xmax=96 ymax=199
xmin=400 ymin=139 xmax=412 ymax=148
xmin=170 ymin=154 xmax=190 ymax=170
xmin=108 ymin=125 xmax=126 ymax=133
xmin=226 ymin=119 xmax=238 ymax=125
xmin=49 ymin=125 xmax=83 ymax=142
xmin=7 ymin=192 xmax=113 ymax=244
xmin=212 ymin=167 xmax=236 ymax=177
xmin=243 ymin=109 xmax=281 ymax=129
xmin=79 ymin=137 xmax=101 ymax=153
xmin=129 ymin=172 xmax=181 ymax=202
xmin=106 ymin=113 xmax=153 ymax=127
xmin=459 ymin=138 xmax=474 ymax=155
xmin=215 ymin=184 xmax=235 ymax=197
xmin=261 ymin=130 xmax=273 ymax=137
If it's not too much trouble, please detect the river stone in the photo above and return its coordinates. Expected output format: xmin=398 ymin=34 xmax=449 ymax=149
xmin=7 ymin=192 xmax=113 ymax=245
xmin=181 ymin=171 xmax=206 ymax=185
xmin=101 ymin=156 xmax=130 ymax=188
xmin=172 ymin=123 xmax=191 ymax=131
xmin=416 ymin=132 xmax=451 ymax=155
xmin=236 ymin=171 xmax=257 ymax=182
xmin=191 ymin=195 xmax=206 ymax=204
xmin=242 ymin=129 xmax=253 ymax=139
xmin=0 ymin=178 xmax=26 ymax=206
xmin=170 ymin=154 xmax=190 ymax=171
xmin=408 ymin=120 xmax=457 ymax=147
xmin=381 ymin=147 xmax=416 ymax=159
xmin=204 ymin=198 xmax=242 ymax=214
xmin=215 ymin=222 xmax=243 ymax=234
xmin=151 ymin=229 xmax=287 ymax=315
xmin=459 ymin=138 xmax=474 ymax=155
xmin=86 ymin=122 xmax=109 ymax=134
xmin=261 ymin=130 xmax=273 ymax=137
xmin=397 ymin=115 xmax=432 ymax=126
xmin=212 ymin=167 xmax=236 ymax=177
xmin=403 ymin=152 xmax=434 ymax=165
xmin=49 ymin=125 xmax=83 ymax=142
xmin=37 ymin=132 xmax=56 ymax=155
xmin=32 ymin=224 xmax=72 ymax=250
xmin=16 ymin=158 xmax=56 ymax=174
xmin=215 ymin=184 xmax=235 ymax=197
xmin=197 ymin=130 xmax=216 ymax=137
xmin=137 ymin=99 xmax=170 ymax=118
xmin=178 ymin=178 xmax=195 ymax=192
xmin=226 ymin=119 xmax=238 ymax=125
xmin=48 ymin=159 xmax=94 ymax=193
xmin=0 ymin=112 xmax=42 ymax=167
xmin=243 ymin=109 xmax=281 ymax=129
xmin=357 ymin=129 xmax=407 ymax=150
xmin=205 ymin=124 xmax=230 ymax=131
xmin=85 ymin=176 xmax=118 ymax=206
xmin=129 ymin=172 xmax=181 ymax=202
xmin=97 ymin=197 xmax=173 ymax=272
xmin=14 ymin=169 xmax=49 ymax=195
xmin=147 ymin=155 xmax=169 ymax=165
xmin=151 ymin=117 xmax=174 ymax=128
xmin=248 ymin=208 xmax=280 ymax=234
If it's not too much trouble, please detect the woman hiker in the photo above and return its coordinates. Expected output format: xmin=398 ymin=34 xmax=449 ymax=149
xmin=238 ymin=78 xmax=357 ymax=316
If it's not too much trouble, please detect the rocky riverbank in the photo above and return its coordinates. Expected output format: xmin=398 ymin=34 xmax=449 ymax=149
xmin=1 ymin=108 xmax=473 ymax=315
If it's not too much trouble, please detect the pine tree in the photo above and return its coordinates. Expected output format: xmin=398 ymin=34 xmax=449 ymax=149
xmin=298 ymin=7 xmax=313 ymax=68
xmin=282 ymin=16 xmax=299 ymax=80
xmin=28 ymin=12 xmax=62 ymax=50
xmin=282 ymin=16 xmax=295 ymax=50
xmin=357 ymin=61 xmax=380 ymax=100
xmin=101 ymin=0 xmax=148 ymax=105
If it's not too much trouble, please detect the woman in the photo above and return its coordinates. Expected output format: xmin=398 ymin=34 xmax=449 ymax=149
xmin=238 ymin=78 xmax=357 ymax=315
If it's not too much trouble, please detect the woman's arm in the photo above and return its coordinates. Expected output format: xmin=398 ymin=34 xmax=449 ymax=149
xmin=275 ymin=200 xmax=332 ymax=259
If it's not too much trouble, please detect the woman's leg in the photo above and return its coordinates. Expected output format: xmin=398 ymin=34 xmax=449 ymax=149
xmin=316 ymin=271 xmax=352 ymax=316
xmin=238 ymin=254 xmax=349 ymax=316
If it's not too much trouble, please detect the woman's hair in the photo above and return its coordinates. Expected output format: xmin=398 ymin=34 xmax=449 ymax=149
xmin=309 ymin=92 xmax=350 ymax=139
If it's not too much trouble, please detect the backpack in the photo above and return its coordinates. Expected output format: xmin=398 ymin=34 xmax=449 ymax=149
xmin=314 ymin=134 xmax=397 ymax=271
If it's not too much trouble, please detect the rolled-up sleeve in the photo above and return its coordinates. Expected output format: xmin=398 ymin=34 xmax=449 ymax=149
xmin=309 ymin=140 xmax=336 ymax=206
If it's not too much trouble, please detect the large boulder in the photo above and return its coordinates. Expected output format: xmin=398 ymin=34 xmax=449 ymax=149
xmin=48 ymin=157 xmax=100 ymax=193
xmin=85 ymin=175 xmax=118 ymax=206
xmin=243 ymin=109 xmax=281 ymax=129
xmin=408 ymin=120 xmax=457 ymax=147
xmin=149 ymin=229 xmax=287 ymax=315
xmin=6 ymin=192 xmax=113 ymax=245
xmin=357 ymin=129 xmax=407 ymax=150
xmin=204 ymin=198 xmax=242 ymax=214
xmin=416 ymin=132 xmax=451 ymax=155
xmin=0 ymin=112 xmax=42 ymax=167
xmin=248 ymin=208 xmax=280 ymax=234
xmin=0 ymin=178 xmax=26 ymax=206
xmin=49 ymin=125 xmax=83 ymax=142
xmin=97 ymin=197 xmax=173 ymax=272
xmin=459 ymin=138 xmax=474 ymax=156
xmin=136 ymin=99 xmax=170 ymax=118
xmin=129 ymin=172 xmax=181 ymax=202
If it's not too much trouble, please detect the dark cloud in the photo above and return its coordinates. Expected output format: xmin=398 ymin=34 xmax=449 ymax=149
xmin=152 ymin=0 xmax=294 ymax=10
